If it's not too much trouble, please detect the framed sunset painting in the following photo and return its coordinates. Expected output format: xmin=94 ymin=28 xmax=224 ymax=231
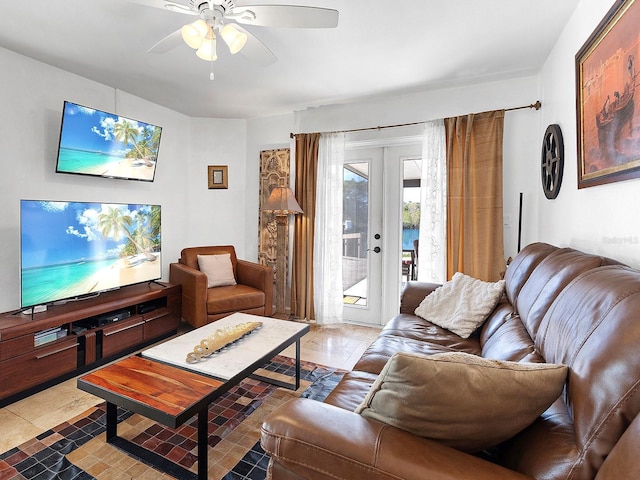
xmin=576 ymin=0 xmax=640 ymax=188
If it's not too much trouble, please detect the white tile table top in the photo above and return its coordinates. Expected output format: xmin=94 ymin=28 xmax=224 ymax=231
xmin=141 ymin=313 xmax=308 ymax=380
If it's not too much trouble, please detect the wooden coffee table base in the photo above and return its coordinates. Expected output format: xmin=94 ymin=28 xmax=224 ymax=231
xmin=77 ymin=322 xmax=308 ymax=480
xmin=105 ymin=405 xmax=208 ymax=480
xmin=78 ymin=356 xmax=223 ymax=480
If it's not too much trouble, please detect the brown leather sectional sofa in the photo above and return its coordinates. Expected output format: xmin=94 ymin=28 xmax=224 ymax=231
xmin=261 ymin=242 xmax=640 ymax=479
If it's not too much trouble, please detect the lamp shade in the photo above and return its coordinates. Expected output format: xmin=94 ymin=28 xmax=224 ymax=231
xmin=196 ymin=28 xmax=218 ymax=61
xmin=263 ymin=187 xmax=303 ymax=215
xmin=181 ymin=19 xmax=209 ymax=49
xmin=220 ymin=24 xmax=248 ymax=54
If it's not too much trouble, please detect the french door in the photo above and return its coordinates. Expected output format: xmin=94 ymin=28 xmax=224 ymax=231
xmin=341 ymin=142 xmax=422 ymax=326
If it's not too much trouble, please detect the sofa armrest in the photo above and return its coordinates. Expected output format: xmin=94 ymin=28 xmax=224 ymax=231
xmin=595 ymin=412 xmax=640 ymax=480
xmin=399 ymin=281 xmax=441 ymax=313
xmin=236 ymin=259 xmax=274 ymax=316
xmin=169 ymin=262 xmax=208 ymax=327
xmin=261 ymin=399 xmax=533 ymax=480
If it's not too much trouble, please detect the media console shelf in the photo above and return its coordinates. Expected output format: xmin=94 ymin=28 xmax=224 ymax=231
xmin=0 ymin=282 xmax=181 ymax=407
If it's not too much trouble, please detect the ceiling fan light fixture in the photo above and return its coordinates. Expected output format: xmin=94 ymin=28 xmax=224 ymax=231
xmin=196 ymin=28 xmax=218 ymax=61
xmin=220 ymin=24 xmax=247 ymax=54
xmin=181 ymin=19 xmax=209 ymax=49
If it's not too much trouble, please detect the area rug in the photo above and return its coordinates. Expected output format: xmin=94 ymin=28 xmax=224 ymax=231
xmin=0 ymin=356 xmax=345 ymax=480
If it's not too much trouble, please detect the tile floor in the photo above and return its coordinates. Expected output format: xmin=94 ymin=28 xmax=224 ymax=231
xmin=0 ymin=322 xmax=380 ymax=456
xmin=0 ymin=357 xmax=330 ymax=480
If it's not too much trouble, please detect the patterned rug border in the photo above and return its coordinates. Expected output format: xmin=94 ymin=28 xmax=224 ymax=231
xmin=0 ymin=357 xmax=345 ymax=480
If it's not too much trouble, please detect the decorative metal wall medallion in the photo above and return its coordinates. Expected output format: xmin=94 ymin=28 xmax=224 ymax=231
xmin=541 ymin=124 xmax=564 ymax=199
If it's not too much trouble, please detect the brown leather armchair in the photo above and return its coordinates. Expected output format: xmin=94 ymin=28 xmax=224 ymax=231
xmin=169 ymin=246 xmax=273 ymax=328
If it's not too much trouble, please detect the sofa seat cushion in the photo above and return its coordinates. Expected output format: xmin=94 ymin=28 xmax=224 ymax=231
xmin=353 ymin=334 xmax=481 ymax=375
xmin=322 ymin=371 xmax=379 ymax=412
xmin=261 ymin=399 xmax=535 ymax=480
xmin=381 ymin=313 xmax=487 ymax=347
xmin=356 ymin=352 xmax=568 ymax=453
xmin=206 ymin=284 xmax=265 ymax=315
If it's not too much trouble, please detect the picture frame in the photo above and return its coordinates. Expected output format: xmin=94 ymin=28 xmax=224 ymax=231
xmin=576 ymin=0 xmax=640 ymax=188
xmin=208 ymin=165 xmax=228 ymax=189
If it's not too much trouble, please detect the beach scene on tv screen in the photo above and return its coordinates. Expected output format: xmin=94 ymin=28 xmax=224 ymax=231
xmin=21 ymin=201 xmax=161 ymax=307
xmin=57 ymin=102 xmax=161 ymax=181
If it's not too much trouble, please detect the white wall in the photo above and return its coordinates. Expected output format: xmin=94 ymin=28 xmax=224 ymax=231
xmin=537 ymin=0 xmax=640 ymax=267
xmin=0 ymin=47 xmax=248 ymax=312
xmin=186 ymin=117 xmax=250 ymax=258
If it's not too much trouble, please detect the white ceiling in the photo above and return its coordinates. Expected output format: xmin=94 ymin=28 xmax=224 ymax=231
xmin=0 ymin=0 xmax=581 ymax=119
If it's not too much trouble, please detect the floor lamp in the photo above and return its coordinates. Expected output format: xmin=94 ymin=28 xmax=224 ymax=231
xmin=262 ymin=184 xmax=303 ymax=316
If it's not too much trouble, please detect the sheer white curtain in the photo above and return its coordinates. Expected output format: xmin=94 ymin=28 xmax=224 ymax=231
xmin=313 ymin=132 xmax=345 ymax=323
xmin=418 ymin=119 xmax=447 ymax=283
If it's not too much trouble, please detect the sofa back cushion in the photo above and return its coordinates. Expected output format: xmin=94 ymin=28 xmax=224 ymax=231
xmin=503 ymin=242 xmax=559 ymax=305
xmin=481 ymin=244 xmax=620 ymax=363
xmin=479 ymin=243 xmax=557 ymax=361
xmin=515 ymin=248 xmax=621 ymax=341
xmin=500 ymin=265 xmax=640 ymax=480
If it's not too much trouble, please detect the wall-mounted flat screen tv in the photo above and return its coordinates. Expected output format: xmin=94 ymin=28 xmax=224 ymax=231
xmin=20 ymin=200 xmax=162 ymax=309
xmin=56 ymin=101 xmax=162 ymax=182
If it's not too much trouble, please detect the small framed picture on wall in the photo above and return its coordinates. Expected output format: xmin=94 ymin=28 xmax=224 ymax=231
xmin=208 ymin=165 xmax=228 ymax=189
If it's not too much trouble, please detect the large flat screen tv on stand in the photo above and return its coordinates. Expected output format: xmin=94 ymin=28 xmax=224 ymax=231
xmin=20 ymin=200 xmax=162 ymax=313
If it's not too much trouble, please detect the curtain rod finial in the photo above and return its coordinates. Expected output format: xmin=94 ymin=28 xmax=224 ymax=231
xmin=533 ymin=100 xmax=542 ymax=110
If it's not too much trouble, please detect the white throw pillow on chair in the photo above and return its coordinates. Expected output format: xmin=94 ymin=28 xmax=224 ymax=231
xmin=197 ymin=253 xmax=237 ymax=288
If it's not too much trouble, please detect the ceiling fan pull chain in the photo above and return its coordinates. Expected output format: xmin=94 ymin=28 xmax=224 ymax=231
xmin=210 ymin=61 xmax=215 ymax=81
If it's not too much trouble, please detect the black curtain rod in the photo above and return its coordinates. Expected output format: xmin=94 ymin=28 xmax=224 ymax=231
xmin=289 ymin=100 xmax=541 ymax=138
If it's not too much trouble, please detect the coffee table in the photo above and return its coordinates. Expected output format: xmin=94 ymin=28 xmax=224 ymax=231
xmin=77 ymin=313 xmax=309 ymax=480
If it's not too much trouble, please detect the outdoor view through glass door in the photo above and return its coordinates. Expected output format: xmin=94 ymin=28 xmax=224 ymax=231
xmin=341 ymin=144 xmax=422 ymax=326
xmin=342 ymin=162 xmax=369 ymax=307
xmin=341 ymin=148 xmax=383 ymax=325
xmin=402 ymin=158 xmax=421 ymax=284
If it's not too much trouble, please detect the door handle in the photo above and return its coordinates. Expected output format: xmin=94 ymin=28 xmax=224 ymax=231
xmin=367 ymin=246 xmax=381 ymax=253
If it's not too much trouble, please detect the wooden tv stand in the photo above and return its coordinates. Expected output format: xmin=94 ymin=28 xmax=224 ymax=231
xmin=0 ymin=282 xmax=181 ymax=407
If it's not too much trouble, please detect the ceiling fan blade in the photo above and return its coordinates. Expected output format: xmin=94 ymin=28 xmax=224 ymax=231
xmin=147 ymin=29 xmax=184 ymax=53
xmin=234 ymin=5 xmax=339 ymax=28
xmin=234 ymin=25 xmax=277 ymax=66
xmin=127 ymin=0 xmax=197 ymax=15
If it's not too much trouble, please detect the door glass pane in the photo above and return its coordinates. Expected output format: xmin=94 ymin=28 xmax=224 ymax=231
xmin=402 ymin=159 xmax=421 ymax=284
xmin=343 ymin=163 xmax=368 ymax=306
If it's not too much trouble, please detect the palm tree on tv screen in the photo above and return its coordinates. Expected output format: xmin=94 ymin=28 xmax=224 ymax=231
xmin=98 ymin=206 xmax=156 ymax=261
xmin=146 ymin=125 xmax=161 ymax=156
xmin=147 ymin=205 xmax=161 ymax=244
xmin=113 ymin=119 xmax=153 ymax=167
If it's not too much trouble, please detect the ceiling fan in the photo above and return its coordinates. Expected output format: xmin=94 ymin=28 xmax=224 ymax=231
xmin=129 ymin=0 xmax=339 ymax=77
